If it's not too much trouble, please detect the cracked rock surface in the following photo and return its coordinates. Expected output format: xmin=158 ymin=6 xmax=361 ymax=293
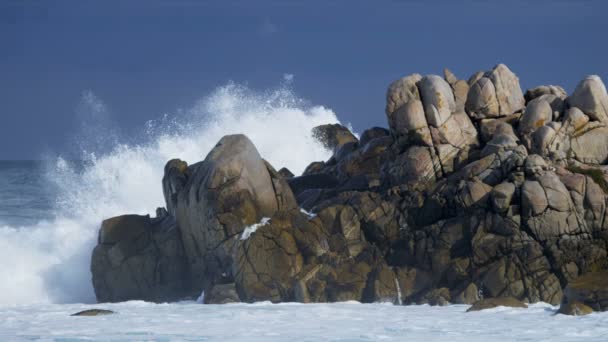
xmin=92 ymin=64 xmax=608 ymax=311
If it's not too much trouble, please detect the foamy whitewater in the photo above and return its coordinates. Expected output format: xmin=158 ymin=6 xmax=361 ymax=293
xmin=2 ymin=82 xmax=608 ymax=341
xmin=2 ymin=302 xmax=608 ymax=341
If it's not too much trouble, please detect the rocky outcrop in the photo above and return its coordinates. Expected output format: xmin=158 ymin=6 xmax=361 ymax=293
xmin=91 ymin=64 xmax=608 ymax=310
xmin=91 ymin=213 xmax=193 ymax=302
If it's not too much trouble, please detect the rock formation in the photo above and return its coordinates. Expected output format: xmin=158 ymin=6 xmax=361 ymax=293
xmin=91 ymin=64 xmax=608 ymax=311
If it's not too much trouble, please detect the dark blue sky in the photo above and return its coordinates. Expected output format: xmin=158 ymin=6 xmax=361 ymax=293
xmin=1 ymin=0 xmax=607 ymax=159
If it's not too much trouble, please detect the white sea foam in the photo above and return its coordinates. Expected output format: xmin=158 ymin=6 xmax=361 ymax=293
xmin=0 ymin=82 xmax=338 ymax=305
xmin=240 ymin=217 xmax=271 ymax=240
xmin=1 ymin=302 xmax=607 ymax=341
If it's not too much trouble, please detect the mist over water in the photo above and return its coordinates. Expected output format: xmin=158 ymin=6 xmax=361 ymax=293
xmin=0 ymin=82 xmax=341 ymax=305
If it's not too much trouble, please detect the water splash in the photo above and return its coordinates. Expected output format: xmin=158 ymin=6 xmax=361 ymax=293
xmin=0 ymin=82 xmax=341 ymax=305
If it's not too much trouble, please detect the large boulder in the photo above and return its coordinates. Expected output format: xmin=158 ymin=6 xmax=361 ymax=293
xmin=386 ymin=74 xmax=423 ymax=130
xmin=417 ymin=75 xmax=456 ymax=127
xmin=519 ymin=98 xmax=553 ymax=147
xmin=568 ymin=75 xmax=608 ymax=124
xmin=91 ymin=214 xmax=193 ymax=303
xmin=174 ymin=134 xmax=298 ymax=288
xmin=466 ymin=64 xmax=525 ymax=119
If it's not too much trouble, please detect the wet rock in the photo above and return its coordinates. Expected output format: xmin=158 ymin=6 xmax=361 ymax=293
xmin=91 ymin=214 xmax=193 ymax=303
xmin=466 ymin=297 xmax=528 ymax=312
xmin=312 ymin=124 xmax=358 ymax=152
xmin=93 ymin=64 xmax=608 ymax=309
xmin=557 ymin=301 xmax=594 ymax=316
xmin=71 ymin=309 xmax=115 ymax=316
xmin=162 ymin=159 xmax=190 ymax=216
xmin=205 ymin=283 xmax=240 ymax=304
xmin=562 ymin=271 xmax=608 ymax=311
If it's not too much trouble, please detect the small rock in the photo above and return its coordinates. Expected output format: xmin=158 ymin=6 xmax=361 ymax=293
xmin=557 ymin=301 xmax=594 ymax=316
xmin=71 ymin=309 xmax=115 ymax=316
xmin=466 ymin=297 xmax=528 ymax=312
xmin=562 ymin=271 xmax=608 ymax=311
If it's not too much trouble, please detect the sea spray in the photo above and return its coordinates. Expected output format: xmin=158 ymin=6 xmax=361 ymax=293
xmin=0 ymin=82 xmax=341 ymax=305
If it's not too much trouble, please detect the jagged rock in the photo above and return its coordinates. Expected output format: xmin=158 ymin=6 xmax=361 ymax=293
xmin=365 ymin=263 xmax=400 ymax=303
xmin=452 ymin=283 xmax=480 ymax=304
xmin=568 ymin=75 xmax=608 ymax=123
xmin=303 ymin=161 xmax=326 ymax=175
xmin=91 ymin=214 xmax=192 ymax=303
xmin=466 ymin=297 xmax=528 ymax=312
xmin=419 ymin=287 xmax=451 ymax=306
xmin=393 ymin=268 xmax=429 ymax=301
xmin=468 ymin=70 xmax=485 ymax=86
xmin=336 ymin=136 xmax=392 ymax=181
xmin=92 ymin=64 xmax=608 ymax=309
xmin=360 ymin=127 xmax=389 ymax=146
xmin=312 ymin=124 xmax=358 ymax=152
xmin=452 ymin=80 xmax=469 ymax=112
xmin=383 ymin=146 xmax=441 ymax=190
xmin=491 ymin=182 xmax=516 ymax=213
xmin=278 ymin=167 xmax=295 ymax=178
xmin=443 ymin=68 xmax=458 ymax=85
xmin=288 ymin=173 xmax=339 ymax=198
xmin=162 ymin=159 xmax=190 ymax=216
xmin=233 ymin=211 xmax=304 ymax=302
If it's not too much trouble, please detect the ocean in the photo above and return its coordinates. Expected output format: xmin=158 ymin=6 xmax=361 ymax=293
xmin=0 ymin=84 xmax=606 ymax=341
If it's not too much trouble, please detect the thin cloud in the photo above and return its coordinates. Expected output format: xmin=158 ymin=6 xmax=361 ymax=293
xmin=258 ymin=18 xmax=278 ymax=36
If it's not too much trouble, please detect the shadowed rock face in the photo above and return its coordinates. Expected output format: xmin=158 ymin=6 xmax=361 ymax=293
xmin=91 ymin=213 xmax=193 ymax=303
xmin=92 ymin=65 xmax=608 ymax=309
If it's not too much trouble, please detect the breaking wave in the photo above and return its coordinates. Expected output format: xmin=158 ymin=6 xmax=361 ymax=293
xmin=0 ymin=82 xmax=340 ymax=305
